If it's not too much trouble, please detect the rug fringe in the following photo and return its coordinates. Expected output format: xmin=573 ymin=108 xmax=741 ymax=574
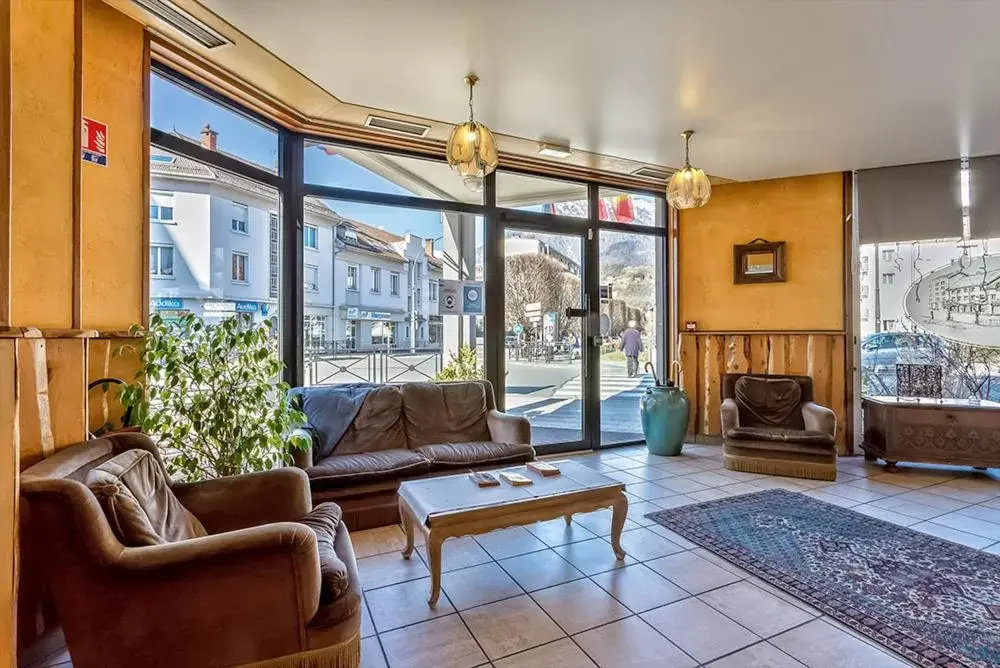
xmin=724 ymin=455 xmax=836 ymax=481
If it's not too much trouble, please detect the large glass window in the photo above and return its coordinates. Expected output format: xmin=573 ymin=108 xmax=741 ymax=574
xmin=496 ymin=172 xmax=588 ymax=217
xmin=597 ymin=188 xmax=660 ymax=227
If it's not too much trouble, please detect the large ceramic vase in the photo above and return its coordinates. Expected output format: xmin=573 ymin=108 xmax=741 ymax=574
xmin=640 ymin=381 xmax=690 ymax=456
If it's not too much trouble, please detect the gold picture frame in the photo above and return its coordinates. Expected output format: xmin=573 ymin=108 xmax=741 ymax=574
xmin=733 ymin=238 xmax=786 ymax=284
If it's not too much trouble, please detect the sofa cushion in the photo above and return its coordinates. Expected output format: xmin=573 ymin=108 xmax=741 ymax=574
xmin=334 ymin=386 xmax=407 ymax=455
xmin=87 ymin=449 xmax=207 ymax=546
xmin=734 ymin=376 xmax=805 ymax=430
xmin=401 ymin=382 xmax=491 ymax=448
xmin=296 ymin=503 xmax=350 ymax=604
xmin=305 ymin=449 xmax=430 ymax=487
xmin=727 ymin=426 xmax=835 ymax=448
xmin=415 ymin=442 xmax=535 ymax=470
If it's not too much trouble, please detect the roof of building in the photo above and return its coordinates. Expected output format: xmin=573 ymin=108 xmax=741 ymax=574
xmin=151 ymin=147 xmax=442 ymax=269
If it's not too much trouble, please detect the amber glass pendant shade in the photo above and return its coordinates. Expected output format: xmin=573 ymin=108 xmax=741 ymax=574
xmin=446 ymin=74 xmax=499 ymax=186
xmin=666 ymin=130 xmax=712 ymax=209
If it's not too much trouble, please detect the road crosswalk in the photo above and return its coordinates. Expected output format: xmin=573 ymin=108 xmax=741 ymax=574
xmin=551 ymin=362 xmax=656 ymax=401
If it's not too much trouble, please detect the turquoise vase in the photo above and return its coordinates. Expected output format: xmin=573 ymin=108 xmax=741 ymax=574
xmin=640 ymin=381 xmax=690 ymax=456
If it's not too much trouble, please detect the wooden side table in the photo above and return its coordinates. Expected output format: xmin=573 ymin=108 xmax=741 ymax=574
xmin=861 ymin=396 xmax=1000 ymax=471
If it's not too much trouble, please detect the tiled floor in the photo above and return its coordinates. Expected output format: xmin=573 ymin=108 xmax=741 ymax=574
xmin=351 ymin=444 xmax=1000 ymax=668
xmin=24 ymin=444 xmax=1000 ymax=668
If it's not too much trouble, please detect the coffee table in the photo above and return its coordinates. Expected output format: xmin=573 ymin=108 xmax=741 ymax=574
xmin=397 ymin=460 xmax=628 ymax=605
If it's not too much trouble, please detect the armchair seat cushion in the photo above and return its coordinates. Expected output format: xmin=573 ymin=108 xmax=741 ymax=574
xmin=415 ymin=441 xmax=534 ymax=469
xmin=86 ymin=449 xmax=207 ymax=546
xmin=306 ymin=449 xmax=430 ymax=488
xmin=296 ymin=503 xmax=349 ymax=604
xmin=727 ymin=426 xmax=835 ymax=448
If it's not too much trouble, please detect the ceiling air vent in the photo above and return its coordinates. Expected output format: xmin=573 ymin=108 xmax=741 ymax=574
xmin=131 ymin=0 xmax=232 ymax=49
xmin=364 ymin=115 xmax=431 ymax=138
xmin=631 ymin=166 xmax=673 ymax=181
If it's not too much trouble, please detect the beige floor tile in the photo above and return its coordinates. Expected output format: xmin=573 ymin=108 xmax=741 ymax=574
xmin=462 ymin=595 xmax=565 ymax=660
xmin=475 ymin=526 xmax=549 ymax=560
xmin=361 ymin=596 xmax=376 ymax=638
xmin=641 ymin=597 xmax=759 ymax=663
xmin=365 ymin=577 xmax=455 ymax=632
xmin=911 ymin=521 xmax=996 ymax=548
xmin=651 ymin=493 xmax=699 ymax=509
xmin=685 ymin=471 xmax=739 ymax=487
xmin=573 ymin=616 xmax=696 ymax=668
xmin=553 ymin=537 xmax=629 ymax=575
xmin=644 ymin=523 xmax=697 ymax=549
xmin=604 ymin=470 xmax=645 ymax=485
xmin=655 ymin=476 xmax=710 ymax=495
xmin=646 ymin=551 xmax=743 ymax=594
xmin=894 ymin=489 xmax=969 ymax=511
xmin=360 ymin=637 xmax=387 ymax=668
xmin=770 ymin=618 xmax=910 ymax=667
xmin=609 ymin=457 xmax=649 ymax=471
xmin=930 ymin=511 xmax=1000 ymax=540
xmin=717 ymin=481 xmax=768 ymax=496
xmin=689 ymin=548 xmax=755 ymax=577
xmin=653 ymin=461 xmax=704 ymax=476
xmin=688 ymin=488 xmax=737 ymax=502
xmin=983 ymin=542 xmax=1000 ymax=555
xmin=531 ymin=578 xmax=630 ymax=634
xmin=922 ymin=483 xmax=996 ymax=505
xmin=358 ymin=551 xmax=430 ymax=591
xmin=800 ymin=489 xmax=861 ymax=508
xmin=955 ymin=503 xmax=1000 ymax=524
xmin=525 ymin=517 xmax=598 ymax=547
xmin=572 ymin=509 xmax=640 ymax=536
xmin=352 ymin=525 xmax=409 ymax=558
xmin=624 ymin=481 xmax=676 ymax=501
xmin=417 ymin=536 xmax=491 ymax=572
xmin=499 ymin=549 xmax=585 ymax=592
xmin=820 ymin=484 xmax=886 ymax=503
xmin=706 ymin=641 xmax=806 ymax=667
xmin=493 ymin=638 xmax=596 ymax=668
xmin=442 ymin=562 xmax=523 ymax=610
xmin=867 ymin=496 xmax=948 ymax=521
xmin=624 ymin=501 xmax=667 ymax=526
xmin=843 ymin=478 xmax=911 ymax=496
xmin=626 ymin=465 xmax=674 ymax=481
xmin=850 ymin=504 xmax=921 ymax=527
xmin=379 ymin=614 xmax=487 ymax=668
xmin=590 ymin=563 xmax=689 ymax=613
xmin=699 ymin=581 xmax=816 ymax=638
xmin=715 ymin=469 xmax=771 ymax=482
xmin=608 ymin=527 xmax=686 ymax=561
xmin=869 ymin=470 xmax=958 ymax=489
xmin=748 ymin=478 xmax=811 ymax=492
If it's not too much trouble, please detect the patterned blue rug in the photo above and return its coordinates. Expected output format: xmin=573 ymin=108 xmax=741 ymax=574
xmin=647 ymin=489 xmax=1000 ymax=668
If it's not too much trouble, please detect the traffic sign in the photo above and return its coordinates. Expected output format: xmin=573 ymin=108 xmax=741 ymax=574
xmin=512 ymin=323 xmax=524 ymax=334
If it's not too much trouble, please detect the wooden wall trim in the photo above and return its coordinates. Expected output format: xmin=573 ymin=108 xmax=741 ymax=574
xmin=71 ymin=0 xmax=83 ymax=329
xmin=141 ymin=32 xmax=150 ymax=329
xmin=681 ymin=330 xmax=847 ymax=336
xmin=0 ymin=0 xmax=10 ymax=328
xmin=842 ymin=170 xmax=856 ymax=453
xmin=0 ymin=339 xmax=18 ymax=666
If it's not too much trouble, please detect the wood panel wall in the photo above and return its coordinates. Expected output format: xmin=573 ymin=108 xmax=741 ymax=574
xmin=678 ymin=332 xmax=849 ymax=453
xmin=3 ymin=0 xmax=146 ymax=661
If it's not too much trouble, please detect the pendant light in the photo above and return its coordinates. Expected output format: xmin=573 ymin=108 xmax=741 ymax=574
xmin=666 ymin=130 xmax=712 ymax=209
xmin=446 ymin=73 xmax=499 ymax=192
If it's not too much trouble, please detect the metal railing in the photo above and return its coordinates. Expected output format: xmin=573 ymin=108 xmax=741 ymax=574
xmin=305 ymin=346 xmax=443 ymax=385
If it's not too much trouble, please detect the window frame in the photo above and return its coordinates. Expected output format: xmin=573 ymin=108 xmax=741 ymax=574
xmin=231 ymin=250 xmax=250 ymax=284
xmin=149 ymin=243 xmax=175 ymax=279
xmin=150 ymin=190 xmax=175 ymax=224
xmin=346 ymin=263 xmax=359 ymax=292
xmin=304 ymin=263 xmax=319 ymax=292
xmin=303 ymin=223 xmax=319 ymax=250
xmin=371 ymin=266 xmax=382 ymax=294
xmin=231 ymin=202 xmax=250 ymax=235
xmin=390 ymin=271 xmax=401 ymax=296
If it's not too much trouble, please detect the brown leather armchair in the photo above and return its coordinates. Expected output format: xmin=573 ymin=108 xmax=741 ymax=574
xmin=20 ymin=432 xmax=361 ymax=668
xmin=721 ymin=373 xmax=838 ymax=481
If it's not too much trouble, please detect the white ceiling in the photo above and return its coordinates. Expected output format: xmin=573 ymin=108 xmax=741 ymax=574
xmin=202 ymin=0 xmax=1000 ymax=181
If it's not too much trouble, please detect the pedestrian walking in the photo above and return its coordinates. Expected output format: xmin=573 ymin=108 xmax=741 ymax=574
xmin=620 ymin=321 xmax=643 ymax=378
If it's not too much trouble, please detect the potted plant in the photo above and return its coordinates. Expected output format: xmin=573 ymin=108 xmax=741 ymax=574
xmin=435 ymin=345 xmax=483 ymax=381
xmin=118 ymin=313 xmax=308 ymax=481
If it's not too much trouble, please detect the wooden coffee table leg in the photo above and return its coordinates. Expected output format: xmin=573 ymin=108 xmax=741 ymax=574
xmin=564 ymin=514 xmax=573 ymax=526
xmin=399 ymin=498 xmax=415 ymax=559
xmin=610 ymin=494 xmax=628 ymax=560
xmin=426 ymin=534 xmax=444 ymax=606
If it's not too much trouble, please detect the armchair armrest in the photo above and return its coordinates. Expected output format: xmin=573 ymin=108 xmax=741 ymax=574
xmin=720 ymin=398 xmax=740 ymax=438
xmin=109 ymin=523 xmax=321 ymax=652
xmin=802 ymin=401 xmax=837 ymax=439
xmin=487 ymin=409 xmax=531 ymax=444
xmin=290 ymin=427 xmax=317 ymax=468
xmin=172 ymin=467 xmax=311 ymax=534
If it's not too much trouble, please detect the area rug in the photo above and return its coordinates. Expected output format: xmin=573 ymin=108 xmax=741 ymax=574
xmin=647 ymin=489 xmax=1000 ymax=668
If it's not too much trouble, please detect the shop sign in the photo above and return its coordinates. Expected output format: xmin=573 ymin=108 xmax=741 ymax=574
xmin=359 ymin=310 xmax=393 ymax=321
xmin=203 ymin=301 xmax=237 ymax=313
xmin=235 ymin=301 xmax=258 ymax=313
xmin=151 ymin=297 xmax=183 ymax=310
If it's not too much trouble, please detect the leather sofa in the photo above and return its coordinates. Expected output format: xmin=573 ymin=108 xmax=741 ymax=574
xmin=291 ymin=380 xmax=535 ymax=529
xmin=20 ymin=432 xmax=362 ymax=668
xmin=721 ymin=373 xmax=838 ymax=481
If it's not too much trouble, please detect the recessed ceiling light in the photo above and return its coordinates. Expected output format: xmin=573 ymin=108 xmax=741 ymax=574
xmin=537 ymin=142 xmax=572 ymax=159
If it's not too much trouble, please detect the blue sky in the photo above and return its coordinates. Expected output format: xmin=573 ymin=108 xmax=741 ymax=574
xmin=150 ymin=74 xmax=443 ymax=242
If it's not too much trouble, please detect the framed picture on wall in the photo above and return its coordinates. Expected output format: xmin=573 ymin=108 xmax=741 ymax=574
xmin=734 ymin=238 xmax=786 ymax=284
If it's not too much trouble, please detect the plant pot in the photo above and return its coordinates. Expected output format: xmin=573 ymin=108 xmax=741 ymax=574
xmin=640 ymin=383 xmax=690 ymax=456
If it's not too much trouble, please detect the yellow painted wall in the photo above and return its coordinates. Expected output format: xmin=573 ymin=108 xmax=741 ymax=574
xmin=678 ymin=173 xmax=845 ymax=332
xmin=4 ymin=0 xmax=146 ymax=659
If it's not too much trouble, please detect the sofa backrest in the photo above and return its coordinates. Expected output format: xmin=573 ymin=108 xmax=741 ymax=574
xmin=722 ymin=373 xmax=810 ymax=430
xmin=400 ymin=380 xmax=493 ymax=448
xmin=333 ymin=385 xmax=408 ymax=454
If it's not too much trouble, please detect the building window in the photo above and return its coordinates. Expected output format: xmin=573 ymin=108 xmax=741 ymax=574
xmin=269 ymin=213 xmax=279 ymax=300
xmin=232 ymin=251 xmax=249 ymax=283
xmin=345 ymin=320 xmax=357 ymax=349
xmin=371 ymin=321 xmax=395 ymax=346
xmin=371 ymin=267 xmax=382 ymax=293
xmin=150 ymin=244 xmax=174 ymax=278
xmin=881 ymin=249 xmax=893 ymax=262
xmin=429 ymin=281 xmax=438 ymax=301
xmin=882 ymin=319 xmax=896 ymax=330
xmin=150 ymin=191 xmax=174 ymax=224
xmin=881 ymin=273 xmax=894 ymax=285
xmin=860 ymin=256 xmax=869 ymax=271
xmin=390 ymin=272 xmax=400 ymax=296
xmin=346 ymin=264 xmax=359 ymax=291
xmin=305 ymin=315 xmax=326 ymax=348
xmin=304 ymin=264 xmax=319 ymax=291
xmin=304 ymin=224 xmax=319 ymax=250
xmin=232 ymin=202 xmax=249 ymax=234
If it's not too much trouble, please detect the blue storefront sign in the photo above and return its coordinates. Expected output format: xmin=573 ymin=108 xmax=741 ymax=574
xmin=151 ymin=297 xmax=183 ymax=310
xmin=235 ymin=301 xmax=258 ymax=313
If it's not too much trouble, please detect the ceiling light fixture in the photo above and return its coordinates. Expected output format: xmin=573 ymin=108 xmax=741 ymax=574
xmin=537 ymin=142 xmax=572 ymax=159
xmin=666 ymin=130 xmax=712 ymax=209
xmin=446 ymin=73 xmax=499 ymax=192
